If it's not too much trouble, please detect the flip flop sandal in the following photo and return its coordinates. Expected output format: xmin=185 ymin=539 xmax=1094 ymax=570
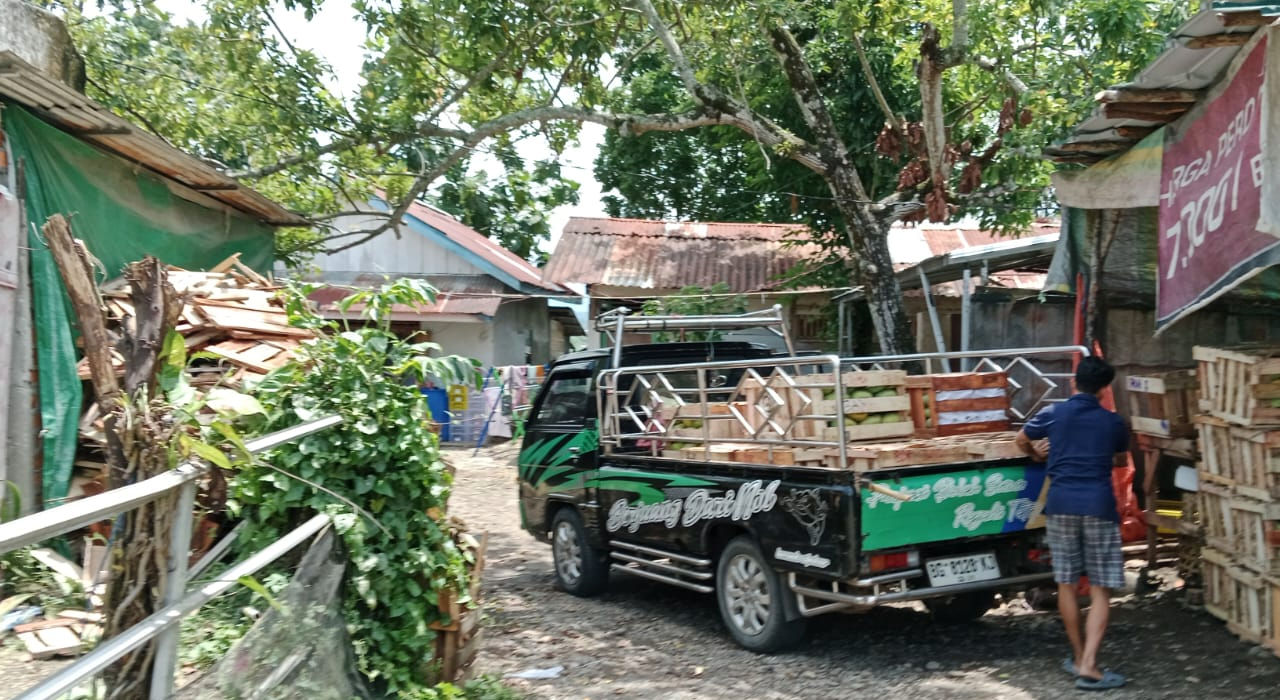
xmin=1062 ymin=658 xmax=1079 ymax=676
xmin=1076 ymin=670 xmax=1126 ymax=690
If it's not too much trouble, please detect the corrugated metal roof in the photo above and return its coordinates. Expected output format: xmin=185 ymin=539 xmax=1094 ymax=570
xmin=1047 ymin=6 xmax=1268 ymax=163
xmin=0 ymin=51 xmax=307 ymax=226
xmin=402 ymin=199 xmax=565 ymax=293
xmin=545 ymin=217 xmax=822 ymax=292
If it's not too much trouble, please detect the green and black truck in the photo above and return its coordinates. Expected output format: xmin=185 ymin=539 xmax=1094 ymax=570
xmin=518 ymin=308 xmax=1080 ymax=651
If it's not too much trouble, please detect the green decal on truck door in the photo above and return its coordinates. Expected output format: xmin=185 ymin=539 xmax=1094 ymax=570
xmin=860 ymin=464 xmax=1049 ymax=550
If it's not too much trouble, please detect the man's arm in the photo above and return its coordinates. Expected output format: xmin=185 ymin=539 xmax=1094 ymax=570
xmin=1016 ymin=405 xmax=1054 ymax=462
xmin=1015 ymin=429 xmax=1048 ymax=462
xmin=1112 ymin=415 xmax=1131 ymax=467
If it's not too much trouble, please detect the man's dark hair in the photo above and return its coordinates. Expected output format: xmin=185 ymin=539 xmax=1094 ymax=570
xmin=1075 ymin=356 xmax=1116 ymax=394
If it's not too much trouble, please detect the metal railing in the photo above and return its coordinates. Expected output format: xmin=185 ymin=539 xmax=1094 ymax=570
xmin=597 ymin=346 xmax=1088 ymax=468
xmin=0 ymin=414 xmax=343 ymax=700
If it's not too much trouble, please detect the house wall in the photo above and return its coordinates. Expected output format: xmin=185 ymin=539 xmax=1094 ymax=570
xmin=310 ymin=212 xmax=486 ymax=278
xmin=425 ymin=319 xmax=495 ymax=368
xmin=424 ymin=299 xmax=552 ymax=369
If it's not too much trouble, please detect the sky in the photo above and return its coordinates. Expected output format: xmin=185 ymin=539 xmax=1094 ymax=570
xmin=156 ymin=0 xmax=607 ymax=255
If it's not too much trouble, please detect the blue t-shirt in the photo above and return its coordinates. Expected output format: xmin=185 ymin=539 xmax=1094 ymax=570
xmin=1021 ymin=393 xmax=1129 ymax=522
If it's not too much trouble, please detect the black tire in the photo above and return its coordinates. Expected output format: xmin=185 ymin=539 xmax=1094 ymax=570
xmin=715 ymin=536 xmax=807 ymax=652
xmin=550 ymin=508 xmax=609 ymax=597
xmin=926 ymin=590 xmax=996 ymax=624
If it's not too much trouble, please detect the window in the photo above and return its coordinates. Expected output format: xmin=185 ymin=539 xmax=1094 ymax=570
xmin=531 ymin=374 xmax=594 ymax=426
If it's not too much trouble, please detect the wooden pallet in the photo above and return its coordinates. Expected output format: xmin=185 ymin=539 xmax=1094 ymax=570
xmin=1195 ymin=415 xmax=1280 ymax=501
xmin=1125 ymin=369 xmax=1199 ymax=438
xmin=1194 ymin=344 xmax=1280 ymax=427
xmin=906 ymin=372 xmax=1011 ymax=437
xmin=1202 ymin=546 xmax=1274 ymax=644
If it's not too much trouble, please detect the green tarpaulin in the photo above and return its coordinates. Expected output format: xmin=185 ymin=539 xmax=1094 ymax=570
xmin=3 ymin=104 xmax=274 ymax=506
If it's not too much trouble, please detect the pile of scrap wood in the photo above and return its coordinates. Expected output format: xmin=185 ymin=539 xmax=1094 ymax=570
xmin=76 ymin=253 xmax=313 ymax=392
xmin=2 ymin=548 xmax=107 ymax=660
xmin=72 ymin=253 xmax=315 ymax=495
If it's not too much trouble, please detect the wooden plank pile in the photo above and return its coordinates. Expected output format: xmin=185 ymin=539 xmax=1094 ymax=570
xmin=1191 ymin=345 xmax=1280 ymax=656
xmin=76 ymin=254 xmax=310 ymax=392
xmin=13 ymin=611 xmax=103 ymax=659
xmin=72 ymin=255 xmax=313 ymax=485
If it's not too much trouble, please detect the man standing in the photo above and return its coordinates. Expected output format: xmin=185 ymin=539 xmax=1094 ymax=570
xmin=1015 ymin=356 xmax=1130 ymax=691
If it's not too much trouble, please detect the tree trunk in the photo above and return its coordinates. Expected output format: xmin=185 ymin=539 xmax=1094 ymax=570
xmin=824 ymin=171 xmax=915 ymax=356
xmin=42 ymin=215 xmax=181 ymax=700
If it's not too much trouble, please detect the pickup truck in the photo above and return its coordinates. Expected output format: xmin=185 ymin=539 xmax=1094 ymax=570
xmin=518 ymin=308 xmax=1079 ymax=651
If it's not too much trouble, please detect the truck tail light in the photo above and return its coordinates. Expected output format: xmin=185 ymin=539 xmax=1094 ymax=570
xmin=1028 ymin=548 xmax=1051 ymax=563
xmin=869 ymin=550 xmax=920 ymax=572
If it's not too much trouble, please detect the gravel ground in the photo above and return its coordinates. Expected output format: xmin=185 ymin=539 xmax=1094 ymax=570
xmin=447 ymin=443 xmax=1280 ymax=700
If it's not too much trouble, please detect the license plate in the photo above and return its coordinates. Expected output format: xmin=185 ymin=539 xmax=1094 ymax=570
xmin=925 ymin=552 xmax=1000 ymax=587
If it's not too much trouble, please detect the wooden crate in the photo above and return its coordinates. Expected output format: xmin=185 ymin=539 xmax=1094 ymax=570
xmin=906 ymin=372 xmax=1011 ymax=437
xmin=732 ymin=446 xmax=796 ymax=465
xmin=823 ymin=431 xmax=1023 ymax=471
xmin=1230 ymin=497 xmax=1280 ymax=576
xmin=1202 ymin=547 xmax=1273 ymax=644
xmin=1198 ymin=481 xmax=1234 ymax=551
xmin=1268 ymin=576 xmax=1280 ymax=656
xmin=1196 ymin=415 xmax=1280 ymax=501
xmin=671 ymin=402 xmax=749 ymax=440
xmin=1125 ymin=369 xmax=1198 ymax=438
xmin=1197 ymin=483 xmax=1280 ymax=575
xmin=1194 ymin=344 xmax=1280 ymax=427
xmin=791 ymin=370 xmax=911 ymax=443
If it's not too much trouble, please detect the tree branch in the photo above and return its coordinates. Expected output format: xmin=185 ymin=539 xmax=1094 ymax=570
xmin=851 ymin=34 xmax=904 ymax=138
xmin=975 ymin=55 xmax=1029 ymax=94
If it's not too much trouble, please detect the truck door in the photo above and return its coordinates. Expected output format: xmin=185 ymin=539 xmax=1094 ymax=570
xmin=517 ymin=366 xmax=601 ymax=540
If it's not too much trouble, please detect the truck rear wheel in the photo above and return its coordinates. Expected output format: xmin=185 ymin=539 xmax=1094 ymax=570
xmin=926 ymin=590 xmax=996 ymax=624
xmin=715 ymin=536 xmax=806 ymax=652
xmin=551 ymin=508 xmax=609 ymax=596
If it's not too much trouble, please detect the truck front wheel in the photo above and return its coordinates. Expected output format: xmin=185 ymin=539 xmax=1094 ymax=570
xmin=551 ymin=508 xmax=609 ymax=596
xmin=715 ymin=536 xmax=807 ymax=652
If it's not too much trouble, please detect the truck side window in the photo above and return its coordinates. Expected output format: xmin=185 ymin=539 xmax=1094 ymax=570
xmin=532 ymin=375 xmax=593 ymax=426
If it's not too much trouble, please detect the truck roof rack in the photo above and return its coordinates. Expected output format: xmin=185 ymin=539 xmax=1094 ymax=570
xmin=596 ymin=305 xmax=796 ymax=367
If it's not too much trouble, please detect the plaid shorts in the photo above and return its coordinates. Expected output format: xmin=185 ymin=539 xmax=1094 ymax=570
xmin=1045 ymin=514 xmax=1124 ymax=589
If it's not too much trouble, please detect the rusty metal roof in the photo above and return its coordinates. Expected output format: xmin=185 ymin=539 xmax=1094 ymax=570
xmin=0 ymin=51 xmax=307 ymax=226
xmin=544 ymin=217 xmax=823 ymax=292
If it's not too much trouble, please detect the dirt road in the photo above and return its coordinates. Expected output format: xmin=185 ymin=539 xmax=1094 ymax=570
xmin=447 ymin=444 xmax=1280 ymax=700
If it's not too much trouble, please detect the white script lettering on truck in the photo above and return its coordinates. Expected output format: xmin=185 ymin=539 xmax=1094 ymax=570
xmin=606 ymin=480 xmax=781 ymax=533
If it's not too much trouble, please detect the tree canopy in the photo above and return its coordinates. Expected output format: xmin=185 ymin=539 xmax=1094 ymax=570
xmin=42 ymin=0 xmax=1192 ymax=352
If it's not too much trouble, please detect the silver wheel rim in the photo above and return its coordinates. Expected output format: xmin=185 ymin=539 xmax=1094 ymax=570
xmin=553 ymin=520 xmax=583 ymax=585
xmin=724 ymin=552 xmax=771 ymax=636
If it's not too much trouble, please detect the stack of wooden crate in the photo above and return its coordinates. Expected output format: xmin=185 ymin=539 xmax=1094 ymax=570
xmin=1192 ymin=345 xmax=1280 ymax=655
xmin=1124 ymin=370 xmax=1201 ymax=579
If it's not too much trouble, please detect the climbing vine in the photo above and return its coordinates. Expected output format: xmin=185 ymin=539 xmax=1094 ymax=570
xmin=230 ymin=278 xmax=481 ymax=695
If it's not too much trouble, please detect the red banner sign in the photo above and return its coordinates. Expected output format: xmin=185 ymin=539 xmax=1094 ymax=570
xmin=1158 ymin=36 xmax=1279 ymax=330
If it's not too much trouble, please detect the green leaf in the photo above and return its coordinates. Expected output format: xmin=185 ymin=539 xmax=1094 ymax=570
xmin=183 ymin=436 xmax=232 ymax=470
xmin=205 ymin=388 xmax=266 ymax=417
xmin=237 ymin=575 xmax=284 ymax=613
